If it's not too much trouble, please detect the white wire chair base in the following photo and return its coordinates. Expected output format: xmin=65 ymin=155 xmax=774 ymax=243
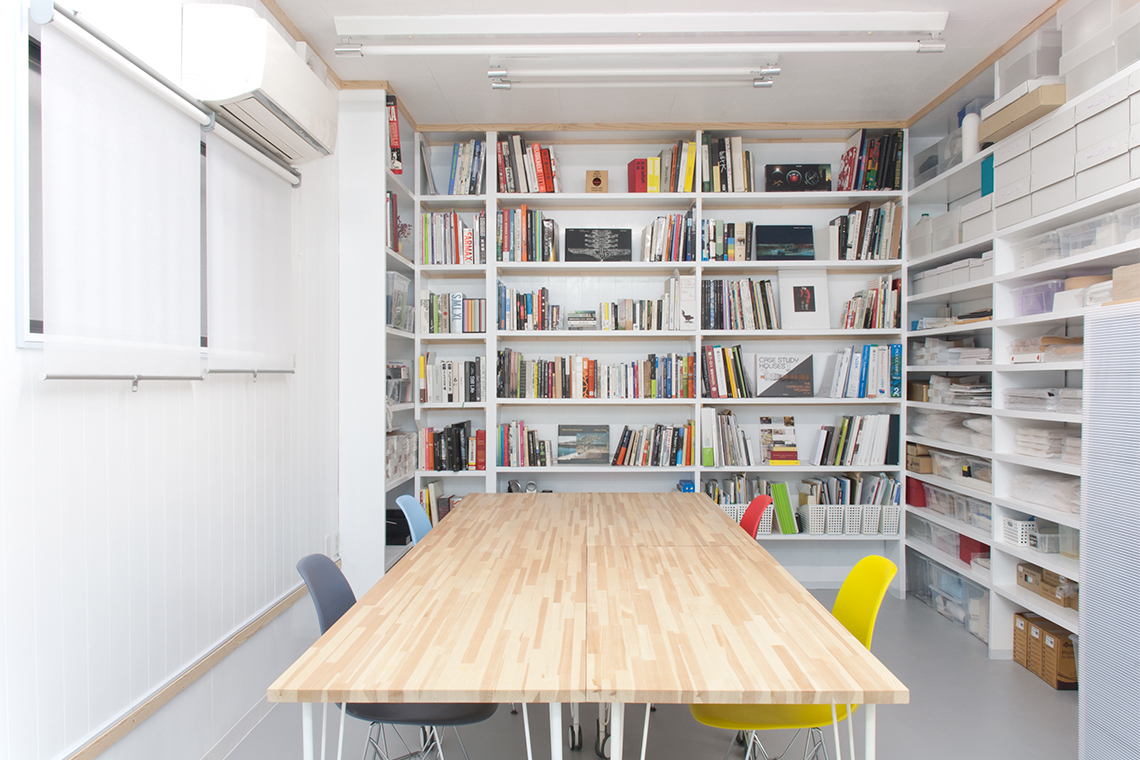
xmin=362 ymin=724 xmax=471 ymax=760
xmin=729 ymin=728 xmax=828 ymax=760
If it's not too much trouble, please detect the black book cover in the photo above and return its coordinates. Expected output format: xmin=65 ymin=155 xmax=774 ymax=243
xmin=885 ymin=414 xmax=901 ymax=466
xmin=701 ymin=279 xmax=709 ymax=329
xmin=717 ymin=139 xmax=728 ymax=191
xmin=650 ymin=424 xmax=663 ymax=467
xmin=754 ymin=225 xmax=815 ymax=261
xmin=538 ymin=440 xmax=547 ymax=467
xmin=527 ymin=429 xmax=537 ymax=467
xmin=892 ymin=131 xmax=905 ymax=191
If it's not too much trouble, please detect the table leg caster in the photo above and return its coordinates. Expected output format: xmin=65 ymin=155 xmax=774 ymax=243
xmin=568 ymin=724 xmax=583 ymax=751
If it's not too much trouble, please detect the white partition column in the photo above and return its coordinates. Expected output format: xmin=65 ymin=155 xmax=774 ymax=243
xmin=338 ymin=91 xmax=391 ymax=590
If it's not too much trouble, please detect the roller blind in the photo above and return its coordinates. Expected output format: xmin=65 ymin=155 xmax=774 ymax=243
xmin=40 ymin=21 xmax=202 ymax=378
xmin=204 ymin=131 xmax=295 ymax=372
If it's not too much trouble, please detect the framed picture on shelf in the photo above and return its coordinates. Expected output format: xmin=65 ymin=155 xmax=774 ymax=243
xmin=753 ymin=225 xmax=815 ymax=261
xmin=557 ymin=424 xmax=610 ymax=464
xmin=778 ymin=270 xmax=831 ymax=330
xmin=564 ymin=228 xmax=633 ymax=262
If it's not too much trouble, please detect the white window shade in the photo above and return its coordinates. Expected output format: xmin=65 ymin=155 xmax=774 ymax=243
xmin=205 ymin=132 xmax=295 ymax=372
xmin=40 ymin=22 xmax=202 ymax=378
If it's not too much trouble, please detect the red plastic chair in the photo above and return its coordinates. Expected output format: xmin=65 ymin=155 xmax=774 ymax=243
xmin=739 ymin=494 xmax=773 ymax=538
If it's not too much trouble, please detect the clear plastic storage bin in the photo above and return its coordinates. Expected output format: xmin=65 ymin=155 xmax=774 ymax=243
xmin=1012 ymin=231 xmax=1063 ymax=269
xmin=906 ymin=549 xmax=933 ymax=603
xmin=964 ymin=457 xmax=992 ymax=486
xmin=922 ymin=483 xmax=955 ymax=515
xmin=1059 ymin=211 xmax=1121 ymax=257
xmin=913 ymin=143 xmax=941 ymax=186
xmin=998 ymin=27 xmax=1062 ymax=96
xmin=1012 ymin=279 xmax=1066 ymax=317
xmin=932 ymin=209 xmax=961 ymax=251
xmin=964 ymin=578 xmax=991 ymax=643
xmin=907 ymin=514 xmax=933 ymax=545
xmin=966 ymin=497 xmax=992 ymax=531
xmin=930 ymin=450 xmax=966 ymax=480
xmin=1060 ymin=525 xmax=1080 ymax=558
xmin=1116 ymin=203 xmax=1140 ymax=244
xmin=932 ymin=524 xmax=961 ymax=556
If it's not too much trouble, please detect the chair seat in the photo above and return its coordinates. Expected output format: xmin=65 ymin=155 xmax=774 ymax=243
xmin=347 ymin=701 xmax=499 ymax=727
xmin=689 ymin=702 xmax=854 ymax=732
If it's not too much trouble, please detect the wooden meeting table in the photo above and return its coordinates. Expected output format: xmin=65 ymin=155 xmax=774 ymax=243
xmin=268 ymin=493 xmax=908 ymax=760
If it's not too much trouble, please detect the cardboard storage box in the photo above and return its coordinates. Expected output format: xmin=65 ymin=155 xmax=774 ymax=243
xmin=906 ymin=442 xmax=931 ymax=456
xmin=1039 ymin=580 xmax=1075 ymax=607
xmin=907 ymin=454 xmax=934 ymax=474
xmin=1114 ymin=262 xmax=1140 ymax=301
xmin=1027 ymin=619 xmax=1046 ymax=676
xmin=1013 ymin=611 xmax=1047 ymax=668
xmin=1017 ymin=562 xmax=1044 ymax=594
xmin=1039 ymin=622 xmax=1078 ymax=690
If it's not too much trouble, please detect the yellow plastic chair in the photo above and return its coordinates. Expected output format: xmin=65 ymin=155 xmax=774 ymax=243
xmin=689 ymin=556 xmax=897 ymax=760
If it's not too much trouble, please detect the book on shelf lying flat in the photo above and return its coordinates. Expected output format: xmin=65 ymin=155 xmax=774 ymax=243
xmin=612 ymin=421 xmax=695 ymax=467
xmin=496 ymin=348 xmax=696 ymax=400
xmin=759 ymin=416 xmax=799 ymax=465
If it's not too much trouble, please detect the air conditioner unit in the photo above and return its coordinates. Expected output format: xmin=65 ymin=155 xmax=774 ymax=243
xmin=182 ymin=4 xmax=337 ymax=165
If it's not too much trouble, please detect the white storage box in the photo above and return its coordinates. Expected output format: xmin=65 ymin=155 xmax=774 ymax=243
xmin=1074 ymin=76 xmax=1131 ymax=122
xmin=1134 ymin=145 xmax=1140 ymax=178
xmin=1076 ymin=129 xmax=1131 ymax=172
xmin=998 ymin=26 xmax=1063 ymax=97
xmin=960 ymin=195 xmax=994 ymax=221
xmin=826 ymin=505 xmax=845 ymax=535
xmin=1030 ymin=130 xmax=1077 ymax=189
xmin=797 ymin=504 xmax=827 ymax=535
xmin=946 ymin=259 xmax=971 ymax=285
xmin=996 ymin=194 xmax=1034 ymax=229
xmin=861 ymin=505 xmax=882 ymax=535
xmin=925 ymin=265 xmax=950 ymax=291
xmin=994 ymin=130 xmax=1032 ymax=164
xmin=962 ymin=212 xmax=994 ymax=242
xmin=994 ymin=176 xmax=1032 ymax=207
xmin=1052 ymin=287 xmax=1088 ymax=311
xmin=995 ymin=151 xmax=1031 ymax=187
xmin=1058 ymin=0 xmax=1114 ymax=55
xmin=1063 ymin=43 xmax=1118 ymax=98
xmin=910 ymin=270 xmax=926 ymax=294
xmin=932 ymin=208 xmax=961 ymax=251
xmin=907 ymin=216 xmax=934 ymax=258
xmin=1115 ymin=5 xmax=1140 ymax=69
xmin=1003 ymin=515 xmax=1036 ymax=545
xmin=1078 ymin=152 xmax=1131 ymax=198
xmin=969 ymin=252 xmax=994 ymax=280
xmin=1031 ymin=105 xmax=1076 ymax=146
xmin=1032 ymin=176 xmax=1077 ymax=215
xmin=1132 ymin=92 xmax=1140 ymax=124
xmin=1076 ymin=99 xmax=1130 ymax=148
xmin=844 ymin=504 xmax=862 ymax=535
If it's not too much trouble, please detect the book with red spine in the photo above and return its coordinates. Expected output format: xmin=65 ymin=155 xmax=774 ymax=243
xmin=385 ymin=94 xmax=402 ymax=174
xmin=627 ymin=158 xmax=648 ymax=192
xmin=532 ymin=143 xmax=548 ymax=192
xmin=541 ymin=149 xmax=554 ymax=192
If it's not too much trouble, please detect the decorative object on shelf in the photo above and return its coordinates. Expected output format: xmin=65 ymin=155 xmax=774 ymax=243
xmin=764 ymin=164 xmax=832 ymax=192
xmin=557 ymin=424 xmax=610 ymax=465
xmin=754 ymin=354 xmax=814 ymax=397
xmin=753 ymin=225 xmax=815 ymax=261
xmin=564 ymin=228 xmax=632 ymax=262
xmin=585 ymin=170 xmax=608 ymax=193
xmin=777 ymin=270 xmax=830 ymax=330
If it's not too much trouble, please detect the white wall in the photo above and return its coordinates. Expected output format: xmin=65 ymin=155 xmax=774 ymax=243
xmin=0 ymin=2 xmax=341 ymax=758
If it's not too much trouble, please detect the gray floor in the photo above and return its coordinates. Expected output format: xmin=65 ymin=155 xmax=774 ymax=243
xmin=228 ymin=592 xmax=1078 ymax=760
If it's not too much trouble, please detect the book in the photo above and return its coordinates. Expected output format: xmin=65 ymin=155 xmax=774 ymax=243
xmin=836 ymin=130 xmax=864 ymax=192
xmin=557 ymin=424 xmax=610 ymax=465
xmin=777 ymin=270 xmax=831 ymax=330
xmin=754 ymin=354 xmax=814 ymax=397
xmin=628 ymin=158 xmax=647 ymax=192
xmin=753 ymin=225 xmax=815 ymax=261
xmin=385 ymin=95 xmax=402 ymax=174
xmin=564 ymin=228 xmax=633 ymax=263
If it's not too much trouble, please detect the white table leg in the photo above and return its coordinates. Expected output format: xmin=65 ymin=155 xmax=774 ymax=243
xmin=609 ymin=703 xmax=624 ymax=760
xmin=639 ymin=704 xmax=651 ymax=760
xmin=549 ymin=703 xmax=563 ymax=760
xmin=336 ymin=702 xmax=347 ymax=760
xmin=302 ymin=703 xmax=314 ymax=760
xmin=522 ymin=703 xmax=534 ymax=760
xmin=863 ymin=704 xmax=876 ymax=760
xmin=830 ymin=704 xmax=842 ymax=760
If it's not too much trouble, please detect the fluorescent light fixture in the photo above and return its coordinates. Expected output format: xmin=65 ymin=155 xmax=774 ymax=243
xmin=490 ymin=79 xmax=775 ymax=90
xmin=753 ymin=78 xmax=775 ymax=89
xmin=335 ymin=12 xmax=949 ymax=37
xmin=918 ymin=38 xmax=948 ymax=53
xmin=355 ymin=41 xmax=941 ymax=56
xmin=487 ymin=66 xmax=779 ymax=79
xmin=334 ymin=42 xmax=363 ymax=57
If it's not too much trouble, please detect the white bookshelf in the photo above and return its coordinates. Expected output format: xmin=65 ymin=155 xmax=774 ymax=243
xmin=901 ymin=60 xmax=1140 ymax=661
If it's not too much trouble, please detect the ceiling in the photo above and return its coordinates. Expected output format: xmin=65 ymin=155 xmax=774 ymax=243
xmin=270 ymin=0 xmax=1061 ymax=130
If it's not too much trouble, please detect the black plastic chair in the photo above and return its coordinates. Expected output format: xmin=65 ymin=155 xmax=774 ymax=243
xmin=296 ymin=554 xmax=498 ymax=760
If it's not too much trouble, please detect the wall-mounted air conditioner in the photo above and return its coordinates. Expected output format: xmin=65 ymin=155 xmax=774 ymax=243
xmin=182 ymin=4 xmax=337 ymax=165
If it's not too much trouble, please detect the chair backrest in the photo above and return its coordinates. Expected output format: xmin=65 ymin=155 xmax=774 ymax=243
xmin=396 ymin=494 xmax=433 ymax=545
xmin=296 ymin=554 xmax=357 ymax=635
xmin=831 ymin=555 xmax=897 ymax=650
xmin=739 ymin=495 xmax=773 ymax=539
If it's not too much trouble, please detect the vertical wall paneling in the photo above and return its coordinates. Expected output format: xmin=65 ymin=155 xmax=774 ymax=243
xmin=337 ymin=91 xmax=390 ymax=592
xmin=1080 ymin=301 xmax=1140 ymax=760
xmin=0 ymin=3 xmax=341 ymax=755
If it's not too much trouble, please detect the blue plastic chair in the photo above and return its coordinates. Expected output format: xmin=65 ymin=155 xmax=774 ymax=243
xmin=296 ymin=554 xmax=497 ymax=759
xmin=396 ymin=494 xmax=434 ymax=545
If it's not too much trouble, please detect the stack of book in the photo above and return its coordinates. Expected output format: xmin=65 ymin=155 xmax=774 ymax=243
xmin=836 ymin=129 xmax=905 ymax=192
xmin=770 ymin=483 xmax=799 ymax=534
xmin=699 ymin=409 xmax=753 ymax=467
xmin=611 ymin=422 xmax=695 ymax=466
xmin=809 ymin=414 xmax=899 ymax=467
xmin=418 ymin=353 xmax=486 ymax=404
xmin=496 ymin=135 xmax=561 ymax=193
xmin=827 ymin=200 xmax=904 ymax=260
xmin=497 ymin=420 xmax=553 ymax=467
xmin=496 ymin=206 xmax=559 ymax=262
xmin=839 ymin=275 xmax=902 ymax=329
xmin=419 ymin=420 xmax=485 ymax=472
xmin=385 ymin=272 xmax=414 ymax=332
xmin=701 ymin=345 xmax=754 ymax=399
xmin=598 ymin=283 xmax=695 ymax=332
xmin=927 ymin=374 xmax=992 ymax=407
xmin=701 ymin=278 xmax=780 ymax=330
xmin=497 ymin=283 xmax=561 ymax=331
xmin=497 ymin=349 xmax=696 ymax=400
xmin=422 ymin=211 xmax=486 ymax=265
xmin=819 ymin=344 xmax=903 ymax=399
xmin=701 ymin=135 xmax=755 ymax=192
xmin=700 ymin=220 xmax=754 ymax=261
xmin=566 ymin=310 xmax=597 ymax=330
xmin=419 ymin=290 xmax=486 ymax=334
xmin=416 ymin=482 xmax=462 ymax=525
xmin=446 ymin=139 xmax=487 ymax=195
xmin=800 ymin=473 xmax=902 ymax=506
xmin=641 ymin=212 xmax=696 ymax=261
xmin=626 ymin=140 xmax=698 ymax=193
xmin=701 ymin=474 xmax=768 ymax=506
xmin=385 ymin=431 xmax=415 ymax=482
xmin=759 ymin=416 xmax=800 ymax=465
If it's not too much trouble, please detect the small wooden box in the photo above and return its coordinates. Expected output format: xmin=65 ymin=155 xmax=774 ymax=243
xmin=585 ymin=170 xmax=608 ymax=193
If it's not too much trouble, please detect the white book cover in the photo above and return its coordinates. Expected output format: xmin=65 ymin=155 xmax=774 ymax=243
xmin=511 ymin=135 xmax=529 ymax=193
xmin=713 ymin=346 xmax=728 ymax=398
xmin=679 ymin=275 xmax=698 ymax=332
xmin=845 ymin=349 xmax=863 ymax=398
xmin=730 ymin=136 xmax=746 ymax=192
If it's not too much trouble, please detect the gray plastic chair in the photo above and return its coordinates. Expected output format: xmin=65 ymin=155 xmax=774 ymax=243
xmin=296 ymin=554 xmax=498 ymax=760
xmin=396 ymin=494 xmax=434 ymax=545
